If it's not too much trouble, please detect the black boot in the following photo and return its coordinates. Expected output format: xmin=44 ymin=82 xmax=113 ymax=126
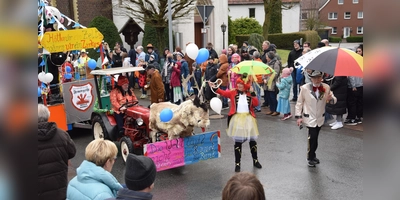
xmin=234 ymin=142 xmax=242 ymax=172
xmin=250 ymin=141 xmax=262 ymax=169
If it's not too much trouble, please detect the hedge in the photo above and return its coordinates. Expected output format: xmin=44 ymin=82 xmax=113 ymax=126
xmin=229 ymin=17 xmax=263 ymax=44
xmin=236 ymin=31 xmax=320 ymax=50
xmin=88 ymin=16 xmax=122 ymax=60
xmin=142 ymin=23 xmax=170 ymax=54
xmin=329 ymin=36 xmax=342 ymax=43
xmin=346 ymin=36 xmax=363 ymax=43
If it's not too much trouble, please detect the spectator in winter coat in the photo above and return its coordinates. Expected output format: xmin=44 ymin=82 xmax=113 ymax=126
xmin=144 ymin=64 xmax=164 ymax=104
xmin=38 ymin=104 xmax=76 ymax=200
xmin=264 ymin=51 xmax=281 ymax=116
xmin=145 ymin=44 xmax=159 ymax=62
xmin=67 ymin=139 xmax=122 ymax=200
xmin=217 ymin=54 xmax=230 ymax=109
xmin=206 ymin=42 xmax=218 ymax=59
xmin=161 ymin=53 xmax=173 ymax=102
xmin=191 ymin=62 xmax=202 ymax=96
xmin=136 ymin=46 xmax=146 ymax=66
xmin=204 ymin=55 xmax=218 ymax=101
xmin=148 ymin=55 xmax=160 ymax=71
xmin=326 ymin=76 xmax=348 ymax=130
xmin=287 ymin=40 xmax=303 ymax=101
xmin=176 ymin=52 xmax=189 ymax=79
xmin=106 ymin=154 xmax=156 ymax=200
xmin=112 ymin=47 xmax=123 ymax=68
xmin=170 ymin=61 xmax=183 ymax=105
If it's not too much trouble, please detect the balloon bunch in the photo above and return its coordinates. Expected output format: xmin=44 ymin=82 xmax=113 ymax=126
xmin=185 ymin=43 xmax=210 ymax=64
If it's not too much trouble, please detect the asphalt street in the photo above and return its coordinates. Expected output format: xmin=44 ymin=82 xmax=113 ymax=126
xmin=68 ymin=87 xmax=363 ymax=200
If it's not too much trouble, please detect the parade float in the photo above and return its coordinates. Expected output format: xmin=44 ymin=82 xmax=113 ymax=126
xmin=38 ymin=0 xmax=221 ymax=170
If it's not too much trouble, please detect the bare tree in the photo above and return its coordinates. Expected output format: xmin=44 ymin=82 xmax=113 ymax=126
xmin=303 ymin=0 xmax=325 ymax=30
xmin=263 ymin=0 xmax=295 ymax=40
xmin=119 ymin=0 xmax=196 ymax=51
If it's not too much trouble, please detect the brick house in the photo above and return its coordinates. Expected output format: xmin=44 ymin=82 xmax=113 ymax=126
xmin=228 ymin=0 xmax=301 ymax=33
xmin=319 ymin=0 xmax=363 ymax=38
xmin=49 ymin=0 xmax=113 ymax=27
xmin=299 ymin=0 xmax=328 ymax=31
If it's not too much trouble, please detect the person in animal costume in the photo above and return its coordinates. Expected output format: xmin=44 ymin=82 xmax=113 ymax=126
xmin=209 ymin=77 xmax=262 ymax=172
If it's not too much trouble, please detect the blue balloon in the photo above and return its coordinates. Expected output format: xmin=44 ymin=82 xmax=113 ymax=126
xmin=41 ymin=82 xmax=46 ymax=88
xmin=195 ymin=48 xmax=210 ymax=64
xmin=88 ymin=59 xmax=97 ymax=70
xmin=160 ymin=108 xmax=174 ymax=122
xmin=65 ymin=73 xmax=72 ymax=79
xmin=65 ymin=66 xmax=71 ymax=73
xmin=38 ymin=87 xmax=42 ymax=97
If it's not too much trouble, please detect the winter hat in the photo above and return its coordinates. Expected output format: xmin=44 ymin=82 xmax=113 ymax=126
xmin=117 ymin=76 xmax=129 ymax=86
xmin=231 ymin=53 xmax=241 ymax=62
xmin=125 ymin=154 xmax=156 ymax=191
xmin=281 ymin=68 xmax=293 ymax=78
xmin=150 ymin=55 xmax=155 ymax=59
xmin=293 ymin=40 xmax=300 ymax=45
xmin=221 ymin=49 xmax=227 ymax=55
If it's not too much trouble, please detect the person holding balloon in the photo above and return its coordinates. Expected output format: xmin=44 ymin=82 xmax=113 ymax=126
xmin=209 ymin=78 xmax=262 ymax=172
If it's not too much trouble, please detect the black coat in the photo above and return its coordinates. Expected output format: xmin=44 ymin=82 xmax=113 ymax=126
xmin=38 ymin=122 xmax=76 ymax=200
xmin=326 ymin=76 xmax=348 ymax=115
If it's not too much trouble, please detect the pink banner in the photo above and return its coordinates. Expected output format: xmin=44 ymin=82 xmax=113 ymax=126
xmin=144 ymin=139 xmax=185 ymax=171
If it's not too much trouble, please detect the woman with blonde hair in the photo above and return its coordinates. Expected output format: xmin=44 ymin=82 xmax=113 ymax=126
xmin=67 ymin=139 xmax=122 ymax=200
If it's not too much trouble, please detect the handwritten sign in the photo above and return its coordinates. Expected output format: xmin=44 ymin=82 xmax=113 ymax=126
xmin=40 ymin=28 xmax=103 ymax=53
xmin=144 ymin=131 xmax=221 ymax=171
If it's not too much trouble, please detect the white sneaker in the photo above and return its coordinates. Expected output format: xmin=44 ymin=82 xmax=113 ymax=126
xmin=331 ymin=122 xmax=343 ymax=130
xmin=329 ymin=121 xmax=337 ymax=126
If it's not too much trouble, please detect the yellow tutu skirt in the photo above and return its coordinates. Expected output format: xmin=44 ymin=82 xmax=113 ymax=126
xmin=227 ymin=113 xmax=259 ymax=142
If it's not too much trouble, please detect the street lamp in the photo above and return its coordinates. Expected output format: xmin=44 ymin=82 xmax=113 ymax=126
xmin=220 ymin=22 xmax=227 ymax=50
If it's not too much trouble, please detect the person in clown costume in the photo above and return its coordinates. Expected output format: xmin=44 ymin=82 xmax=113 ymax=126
xmin=209 ymin=77 xmax=262 ymax=172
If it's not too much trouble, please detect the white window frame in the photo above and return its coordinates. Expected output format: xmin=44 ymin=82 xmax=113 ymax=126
xmin=357 ymin=27 xmax=363 ymax=34
xmin=358 ymin=11 xmax=363 ymax=19
xmin=331 ymin=27 xmax=337 ymax=34
xmin=353 ymin=0 xmax=359 ymax=4
xmin=344 ymin=12 xmax=351 ymax=19
xmin=328 ymin=12 xmax=338 ymax=20
xmin=338 ymin=0 xmax=344 ymax=4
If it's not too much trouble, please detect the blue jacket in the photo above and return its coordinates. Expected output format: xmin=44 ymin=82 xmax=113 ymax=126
xmin=276 ymin=76 xmax=293 ymax=99
xmin=67 ymin=160 xmax=123 ymax=200
xmin=179 ymin=59 xmax=189 ymax=79
xmin=106 ymin=188 xmax=153 ymax=200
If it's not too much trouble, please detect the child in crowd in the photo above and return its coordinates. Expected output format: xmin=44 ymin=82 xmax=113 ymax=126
xmin=137 ymin=59 xmax=148 ymax=99
xmin=276 ymin=68 xmax=293 ymax=120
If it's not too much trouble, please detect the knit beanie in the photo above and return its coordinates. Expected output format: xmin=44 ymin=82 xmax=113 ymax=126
xmin=125 ymin=154 xmax=157 ymax=191
xmin=281 ymin=67 xmax=293 ymax=78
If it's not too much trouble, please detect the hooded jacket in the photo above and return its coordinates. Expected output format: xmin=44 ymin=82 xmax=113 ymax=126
xmin=216 ymin=54 xmax=229 ymax=87
xmin=67 ymin=160 xmax=123 ymax=200
xmin=38 ymin=122 xmax=76 ymax=200
xmin=276 ymin=76 xmax=293 ymax=99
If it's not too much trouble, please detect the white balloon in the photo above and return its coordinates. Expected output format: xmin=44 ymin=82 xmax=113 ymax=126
xmin=186 ymin=43 xmax=199 ymax=60
xmin=44 ymin=73 xmax=54 ymax=83
xmin=210 ymin=97 xmax=222 ymax=115
xmin=38 ymin=71 xmax=46 ymax=82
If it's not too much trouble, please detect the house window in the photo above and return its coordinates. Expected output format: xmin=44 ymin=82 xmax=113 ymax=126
xmin=301 ymin=13 xmax=308 ymax=20
xmin=332 ymin=27 xmax=337 ymax=34
xmin=358 ymin=11 xmax=363 ymax=19
xmin=328 ymin=12 xmax=338 ymax=20
xmin=338 ymin=0 xmax=343 ymax=4
xmin=357 ymin=27 xmax=363 ymax=34
xmin=249 ymin=8 xmax=255 ymax=18
xmin=344 ymin=12 xmax=351 ymax=19
xmin=353 ymin=0 xmax=359 ymax=3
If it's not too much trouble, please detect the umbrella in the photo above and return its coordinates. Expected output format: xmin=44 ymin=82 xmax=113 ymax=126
xmin=230 ymin=60 xmax=275 ymax=75
xmin=295 ymin=47 xmax=363 ymax=77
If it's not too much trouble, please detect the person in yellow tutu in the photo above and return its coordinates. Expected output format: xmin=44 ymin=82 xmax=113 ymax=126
xmin=209 ymin=77 xmax=262 ymax=172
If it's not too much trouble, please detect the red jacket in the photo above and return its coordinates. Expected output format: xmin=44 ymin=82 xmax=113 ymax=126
xmin=216 ymin=88 xmax=258 ymax=117
xmin=170 ymin=62 xmax=181 ymax=87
